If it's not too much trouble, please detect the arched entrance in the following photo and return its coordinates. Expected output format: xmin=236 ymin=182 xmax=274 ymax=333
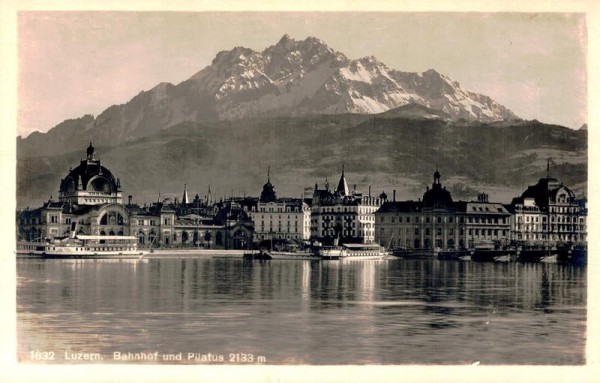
xmin=232 ymin=228 xmax=250 ymax=249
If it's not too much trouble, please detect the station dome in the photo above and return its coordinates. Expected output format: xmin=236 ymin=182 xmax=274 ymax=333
xmin=58 ymin=143 xmax=122 ymax=206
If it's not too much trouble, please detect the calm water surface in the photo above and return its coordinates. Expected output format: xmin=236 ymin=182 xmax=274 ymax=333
xmin=17 ymin=257 xmax=586 ymax=364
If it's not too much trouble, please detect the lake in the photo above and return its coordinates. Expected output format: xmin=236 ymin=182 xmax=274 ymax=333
xmin=17 ymin=257 xmax=586 ymax=365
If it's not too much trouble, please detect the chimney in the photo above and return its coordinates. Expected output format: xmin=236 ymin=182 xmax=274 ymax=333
xmin=393 ymin=190 xmax=396 ymax=202
xmin=368 ymin=185 xmax=371 ymax=197
xmin=128 ymin=195 xmax=132 ymax=205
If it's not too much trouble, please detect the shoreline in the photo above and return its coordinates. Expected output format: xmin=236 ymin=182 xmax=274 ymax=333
xmin=144 ymin=249 xmax=254 ymax=258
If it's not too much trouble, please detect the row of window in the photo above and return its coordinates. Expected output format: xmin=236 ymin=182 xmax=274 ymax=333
xmin=257 ymin=228 xmax=301 ymax=233
xmin=255 ymin=207 xmax=304 ymax=213
xmin=255 ymin=214 xmax=306 ymax=220
xmin=517 ymin=215 xmax=584 ymax=223
xmin=515 ymin=224 xmax=585 ymax=232
xmin=379 ymin=215 xmax=508 ymax=225
xmin=380 ymin=227 xmax=508 ymax=237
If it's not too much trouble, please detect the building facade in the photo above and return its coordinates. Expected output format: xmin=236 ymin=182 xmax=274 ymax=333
xmin=509 ymin=176 xmax=587 ymax=244
xmin=375 ymin=170 xmax=511 ymax=250
xmin=243 ymin=171 xmax=311 ymax=242
xmin=17 ymin=143 xmax=253 ymax=250
xmin=310 ymin=168 xmax=382 ymax=244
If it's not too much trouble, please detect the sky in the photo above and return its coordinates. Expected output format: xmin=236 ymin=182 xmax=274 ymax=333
xmin=17 ymin=11 xmax=587 ymax=137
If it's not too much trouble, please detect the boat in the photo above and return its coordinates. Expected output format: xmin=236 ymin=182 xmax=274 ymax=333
xmin=437 ymin=249 xmax=473 ymax=261
xmin=392 ymin=247 xmax=437 ymax=258
xmin=318 ymin=243 xmax=388 ymax=260
xmin=316 ymin=246 xmax=346 ymax=260
xmin=244 ymin=249 xmax=320 ymax=261
xmin=243 ymin=238 xmax=320 ymax=261
xmin=16 ymin=235 xmax=147 ymax=258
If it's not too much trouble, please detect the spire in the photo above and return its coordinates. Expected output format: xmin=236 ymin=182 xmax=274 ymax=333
xmin=325 ymin=177 xmax=329 ymax=191
xmin=267 ymin=166 xmax=271 ymax=183
xmin=206 ymin=185 xmax=213 ymax=205
xmin=182 ymin=183 xmax=189 ymax=205
xmin=336 ymin=165 xmax=349 ymax=196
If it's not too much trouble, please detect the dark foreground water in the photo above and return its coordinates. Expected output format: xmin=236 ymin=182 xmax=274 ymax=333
xmin=17 ymin=257 xmax=586 ymax=365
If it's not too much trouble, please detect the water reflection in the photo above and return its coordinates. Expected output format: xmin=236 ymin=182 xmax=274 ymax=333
xmin=17 ymin=258 xmax=585 ymax=365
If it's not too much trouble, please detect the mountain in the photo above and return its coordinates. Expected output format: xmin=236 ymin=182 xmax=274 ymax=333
xmin=18 ymin=35 xmax=585 ymax=209
xmin=18 ymin=34 xmax=519 ymax=157
xmin=17 ymin=114 xmax=587 ymax=208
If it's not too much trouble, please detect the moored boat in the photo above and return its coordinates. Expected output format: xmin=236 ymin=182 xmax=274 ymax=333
xmin=316 ymin=246 xmax=346 ymax=260
xmin=17 ymin=235 xmax=147 ymax=258
xmin=392 ymin=247 xmax=437 ymax=258
xmin=437 ymin=249 xmax=473 ymax=261
xmin=243 ymin=249 xmax=319 ymax=260
xmin=318 ymin=243 xmax=388 ymax=260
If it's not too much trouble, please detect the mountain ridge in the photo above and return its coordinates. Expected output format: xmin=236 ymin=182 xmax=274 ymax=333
xmin=19 ymin=34 xmax=520 ymax=148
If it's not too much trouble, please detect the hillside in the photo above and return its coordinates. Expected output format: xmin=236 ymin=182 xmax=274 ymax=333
xmin=17 ymin=114 xmax=587 ymax=208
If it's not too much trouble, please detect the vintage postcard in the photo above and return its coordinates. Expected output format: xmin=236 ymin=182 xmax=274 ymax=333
xmin=2 ymin=1 xmax=598 ymax=382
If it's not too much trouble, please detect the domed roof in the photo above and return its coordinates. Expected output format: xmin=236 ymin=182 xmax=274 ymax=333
xmin=422 ymin=169 xmax=453 ymax=208
xmin=259 ymin=166 xmax=277 ymax=203
xmin=422 ymin=186 xmax=453 ymax=208
xmin=59 ymin=143 xmax=120 ymax=194
xmin=379 ymin=191 xmax=388 ymax=200
xmin=520 ymin=177 xmax=576 ymax=208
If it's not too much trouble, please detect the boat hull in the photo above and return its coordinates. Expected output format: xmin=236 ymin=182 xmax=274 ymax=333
xmin=17 ymin=241 xmax=147 ymax=259
xmin=244 ymin=250 xmax=319 ymax=261
xmin=318 ymin=247 xmax=387 ymax=260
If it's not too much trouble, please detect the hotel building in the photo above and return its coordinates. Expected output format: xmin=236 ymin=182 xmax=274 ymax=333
xmin=310 ymin=168 xmax=383 ymax=244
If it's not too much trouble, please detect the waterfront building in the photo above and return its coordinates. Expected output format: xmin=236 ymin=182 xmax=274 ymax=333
xmin=375 ymin=170 xmax=511 ymax=250
xmin=508 ymin=173 xmax=587 ymax=244
xmin=310 ymin=168 xmax=382 ymax=244
xmin=243 ymin=169 xmax=311 ymax=242
xmin=17 ymin=143 xmax=253 ymax=250
xmin=59 ymin=142 xmax=123 ymax=206
xmin=454 ymin=195 xmax=511 ymax=249
xmin=18 ymin=143 xmax=128 ymax=241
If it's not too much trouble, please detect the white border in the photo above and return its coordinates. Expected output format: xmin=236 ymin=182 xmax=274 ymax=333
xmin=1 ymin=1 xmax=598 ymax=382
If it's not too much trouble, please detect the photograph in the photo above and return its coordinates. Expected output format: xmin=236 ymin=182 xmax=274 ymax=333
xmin=3 ymin=3 xmax=597 ymax=382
